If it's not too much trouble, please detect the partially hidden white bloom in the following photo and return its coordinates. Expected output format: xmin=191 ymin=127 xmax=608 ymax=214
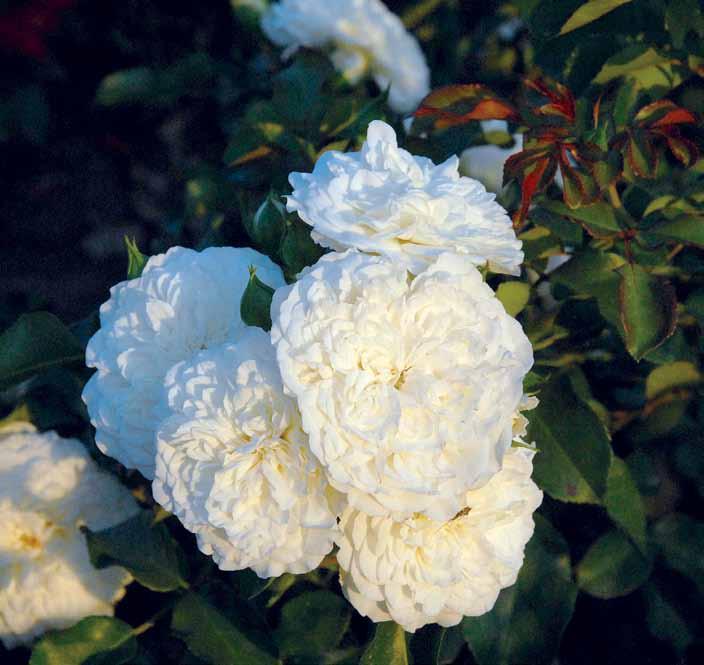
xmin=261 ymin=0 xmax=430 ymax=113
xmin=0 ymin=425 xmax=137 ymax=649
xmin=152 ymin=328 xmax=341 ymax=578
xmin=82 ymin=246 xmax=285 ymax=479
xmin=336 ymin=446 xmax=543 ymax=633
xmin=271 ymin=250 xmax=533 ymax=521
xmin=460 ymin=120 xmax=562 ymax=195
xmin=287 ymin=120 xmax=523 ymax=276
xmin=459 ymin=132 xmax=523 ymax=195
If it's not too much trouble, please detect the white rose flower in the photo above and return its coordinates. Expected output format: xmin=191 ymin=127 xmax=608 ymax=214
xmin=336 ymin=447 xmax=543 ymax=633
xmin=287 ymin=120 xmax=523 ymax=276
xmin=82 ymin=246 xmax=285 ymax=479
xmin=261 ymin=0 xmax=430 ymax=113
xmin=271 ymin=250 xmax=533 ymax=521
xmin=0 ymin=425 xmax=137 ymax=649
xmin=152 ymin=328 xmax=341 ymax=578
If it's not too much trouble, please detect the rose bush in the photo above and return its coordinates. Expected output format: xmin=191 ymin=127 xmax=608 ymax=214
xmin=1 ymin=1 xmax=703 ymax=664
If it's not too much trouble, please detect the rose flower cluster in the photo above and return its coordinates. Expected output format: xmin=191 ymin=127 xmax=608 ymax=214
xmin=82 ymin=120 xmax=542 ymax=632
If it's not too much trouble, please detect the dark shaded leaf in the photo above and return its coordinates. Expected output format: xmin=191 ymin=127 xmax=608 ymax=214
xmin=652 ymin=514 xmax=704 ymax=594
xmin=540 ymin=199 xmax=620 ymax=235
xmin=647 ymin=215 xmax=704 ymax=247
xmin=275 ymin=590 xmax=350 ymax=659
xmin=576 ymin=529 xmax=652 ymax=598
xmin=605 ymin=457 xmax=647 ymax=552
xmin=626 ymin=128 xmax=657 ymax=179
xmin=462 ymin=516 xmax=577 ymax=665
xmin=528 ymin=375 xmax=612 ymax=503
xmin=240 ymin=268 xmax=276 ymax=331
xmin=644 ymin=581 xmax=695 ymax=654
xmin=172 ymin=592 xmax=279 ymax=665
xmin=618 ymin=264 xmax=677 ymax=360
xmin=30 ymin=617 xmax=136 ymax=665
xmin=0 ymin=312 xmax=83 ymax=390
xmin=84 ymin=511 xmax=189 ymax=592
xmin=280 ymin=219 xmax=325 ymax=278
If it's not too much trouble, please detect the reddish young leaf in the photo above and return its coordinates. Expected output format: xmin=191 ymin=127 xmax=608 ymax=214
xmin=414 ymin=84 xmax=518 ymax=128
xmin=664 ymin=134 xmax=699 ymax=167
xmin=504 ymin=145 xmax=553 ymax=181
xmin=513 ymin=157 xmax=554 ymax=227
xmin=635 ymin=100 xmax=697 ymax=128
xmin=524 ymin=78 xmax=576 ymax=123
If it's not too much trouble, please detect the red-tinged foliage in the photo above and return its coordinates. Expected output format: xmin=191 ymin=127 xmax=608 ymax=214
xmin=523 ymin=78 xmax=576 ymax=124
xmin=615 ymin=100 xmax=700 ymax=172
xmin=505 ymin=149 xmax=556 ymax=227
xmin=414 ymin=84 xmax=518 ymax=128
xmin=635 ymin=100 xmax=698 ymax=128
xmin=0 ymin=0 xmax=76 ymax=59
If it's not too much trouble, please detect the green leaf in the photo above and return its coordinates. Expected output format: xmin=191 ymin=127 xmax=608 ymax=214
xmin=605 ymin=457 xmax=647 ymax=552
xmin=275 ymin=590 xmax=350 ymax=658
xmin=30 ymin=617 xmax=137 ymax=665
xmin=559 ymin=0 xmax=632 ymax=34
xmin=528 ymin=375 xmax=612 ymax=503
xmin=337 ymin=90 xmax=390 ymax=140
xmin=529 ymin=207 xmax=584 ymax=244
xmin=665 ymin=0 xmax=704 ymax=48
xmin=550 ymin=249 xmax=625 ymax=328
xmin=645 ymin=361 xmax=700 ymax=399
xmin=84 ymin=510 xmax=189 ymax=592
xmin=462 ymin=515 xmax=577 ymax=665
xmin=618 ymin=264 xmax=677 ymax=361
xmin=626 ymin=128 xmax=657 ymax=179
xmin=576 ymin=529 xmax=653 ymax=598
xmin=224 ymin=124 xmax=272 ymax=167
xmin=280 ymin=219 xmax=325 ymax=278
xmin=96 ymin=54 xmax=216 ymax=107
xmin=496 ymin=282 xmax=530 ymax=317
xmin=172 ymin=592 xmax=279 ymax=665
xmin=240 ymin=268 xmax=276 ymax=332
xmin=124 ymin=237 xmax=148 ymax=279
xmin=95 ymin=67 xmax=155 ymax=106
xmin=272 ymin=51 xmax=333 ymax=134
xmin=652 ymin=514 xmax=704 ymax=594
xmin=427 ymin=626 xmax=464 ymax=665
xmin=540 ymin=200 xmax=620 ymax=235
xmin=647 ymin=215 xmax=704 ymax=247
xmin=593 ymin=46 xmax=686 ymax=95
xmin=360 ymin=623 xmax=408 ymax=665
xmin=0 ymin=312 xmax=84 ymax=390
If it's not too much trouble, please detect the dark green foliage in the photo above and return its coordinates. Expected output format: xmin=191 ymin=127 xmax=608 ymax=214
xmin=29 ymin=618 xmax=137 ymax=665
xmin=1 ymin=1 xmax=701 ymax=664
xmin=83 ymin=511 xmax=189 ymax=593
